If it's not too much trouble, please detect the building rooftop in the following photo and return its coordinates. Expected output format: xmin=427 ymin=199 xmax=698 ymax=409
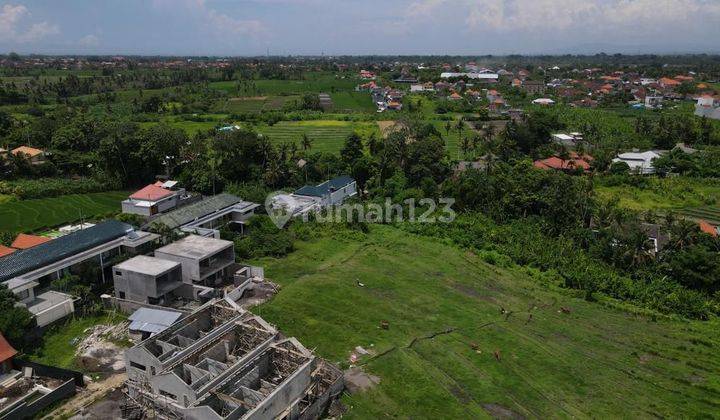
xmin=0 ymin=220 xmax=133 ymax=282
xmin=11 ymin=234 xmax=52 ymax=250
xmin=295 ymin=175 xmax=355 ymax=198
xmin=150 ymin=194 xmax=248 ymax=230
xmin=0 ymin=332 xmax=17 ymax=363
xmin=156 ymin=235 xmax=233 ymax=259
xmin=129 ymin=184 xmax=175 ymax=202
xmin=115 ymin=255 xmax=180 ymax=276
xmin=0 ymin=245 xmax=16 ymax=258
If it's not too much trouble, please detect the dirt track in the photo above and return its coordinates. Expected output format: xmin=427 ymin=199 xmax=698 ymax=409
xmin=43 ymin=373 xmax=126 ymax=420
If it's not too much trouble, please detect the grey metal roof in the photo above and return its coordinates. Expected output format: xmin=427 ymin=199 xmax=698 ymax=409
xmin=0 ymin=220 xmax=132 ymax=282
xmin=149 ymin=194 xmax=243 ymax=230
xmin=295 ymin=175 xmax=355 ymax=198
xmin=128 ymin=307 xmax=183 ymax=334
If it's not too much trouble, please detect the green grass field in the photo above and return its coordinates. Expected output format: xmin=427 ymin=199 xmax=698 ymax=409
xmin=209 ymin=74 xmax=357 ymax=96
xmin=213 ymin=95 xmax=301 ymax=114
xmin=0 ymin=191 xmax=127 ymax=233
xmin=257 ymin=120 xmax=379 ymax=153
xmin=253 ymin=225 xmax=720 ymax=418
xmin=595 ymin=177 xmax=720 ymax=211
xmin=330 ymin=91 xmax=376 ymax=112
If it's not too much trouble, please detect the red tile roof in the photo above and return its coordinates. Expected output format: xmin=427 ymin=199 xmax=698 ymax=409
xmin=0 ymin=245 xmax=16 ymax=258
xmin=699 ymin=220 xmax=718 ymax=237
xmin=11 ymin=233 xmax=52 ymax=250
xmin=534 ymin=153 xmax=592 ymax=172
xmin=11 ymin=146 xmax=44 ymax=157
xmin=130 ymin=184 xmax=174 ymax=202
xmin=0 ymin=332 xmax=17 ymax=363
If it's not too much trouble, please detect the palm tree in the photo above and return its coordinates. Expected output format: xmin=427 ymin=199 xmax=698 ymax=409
xmin=460 ymin=136 xmax=471 ymax=159
xmin=301 ymin=133 xmax=312 ymax=151
xmin=455 ymin=118 xmax=465 ymax=160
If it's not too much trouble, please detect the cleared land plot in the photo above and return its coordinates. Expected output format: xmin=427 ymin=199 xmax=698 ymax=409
xmin=594 ymin=177 xmax=720 ymax=211
xmin=330 ymin=91 xmax=376 ymax=112
xmin=253 ymin=225 xmax=720 ymax=418
xmin=214 ymin=95 xmax=300 ymax=114
xmin=0 ymin=191 xmax=127 ymax=233
xmin=209 ymin=75 xmax=357 ymax=96
xmin=258 ymin=121 xmax=378 ymax=154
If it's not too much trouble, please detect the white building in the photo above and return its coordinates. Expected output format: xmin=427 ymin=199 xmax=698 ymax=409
xmin=122 ymin=181 xmax=187 ymax=217
xmin=613 ymin=151 xmax=662 ymax=174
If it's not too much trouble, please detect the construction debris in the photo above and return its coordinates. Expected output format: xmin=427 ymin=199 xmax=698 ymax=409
xmin=75 ymin=322 xmax=131 ymax=373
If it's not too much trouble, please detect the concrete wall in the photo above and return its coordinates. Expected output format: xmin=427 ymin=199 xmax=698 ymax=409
xmin=34 ymin=297 xmax=75 ymax=328
xmin=0 ymin=378 xmax=76 ymax=420
xmin=153 ymin=253 xmax=199 ymax=284
xmin=113 ymin=265 xmax=183 ymax=303
xmin=245 ymin=359 xmax=315 ymax=420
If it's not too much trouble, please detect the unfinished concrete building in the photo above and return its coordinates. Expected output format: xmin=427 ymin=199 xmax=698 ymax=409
xmin=154 ymin=235 xmax=235 ymax=287
xmin=123 ymin=300 xmax=343 ymax=420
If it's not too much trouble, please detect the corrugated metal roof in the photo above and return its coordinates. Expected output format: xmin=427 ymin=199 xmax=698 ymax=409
xmin=149 ymin=194 xmax=242 ymax=230
xmin=0 ymin=220 xmax=132 ymax=282
xmin=128 ymin=307 xmax=183 ymax=334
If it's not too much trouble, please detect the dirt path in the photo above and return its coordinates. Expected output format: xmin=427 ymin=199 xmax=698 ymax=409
xmin=43 ymin=373 xmax=126 ymax=419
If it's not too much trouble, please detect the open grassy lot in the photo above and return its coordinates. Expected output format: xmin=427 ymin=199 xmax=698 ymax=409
xmin=257 ymin=120 xmax=379 ymax=153
xmin=209 ymin=74 xmax=357 ymax=96
xmin=330 ymin=91 xmax=376 ymax=112
xmin=253 ymin=225 xmax=720 ymax=418
xmin=594 ymin=177 xmax=720 ymax=211
xmin=29 ymin=312 xmax=126 ymax=371
xmin=0 ymin=191 xmax=127 ymax=233
xmin=213 ymin=95 xmax=301 ymax=114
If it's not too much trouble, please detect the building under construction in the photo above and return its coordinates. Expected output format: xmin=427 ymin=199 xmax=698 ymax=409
xmin=123 ymin=300 xmax=343 ymax=419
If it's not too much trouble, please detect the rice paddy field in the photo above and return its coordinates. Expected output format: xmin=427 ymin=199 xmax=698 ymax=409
xmin=0 ymin=191 xmax=128 ymax=233
xmin=253 ymin=224 xmax=720 ymax=418
xmin=257 ymin=120 xmax=380 ymax=153
xmin=680 ymin=206 xmax=720 ymax=224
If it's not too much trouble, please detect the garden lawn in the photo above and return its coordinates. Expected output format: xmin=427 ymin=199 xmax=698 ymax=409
xmin=0 ymin=191 xmax=128 ymax=233
xmin=29 ymin=312 xmax=126 ymax=371
xmin=253 ymin=224 xmax=720 ymax=419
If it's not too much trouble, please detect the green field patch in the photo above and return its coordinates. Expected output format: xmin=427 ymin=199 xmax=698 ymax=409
xmin=0 ymin=191 xmax=128 ymax=233
xmin=252 ymin=224 xmax=720 ymax=418
xmin=595 ymin=177 xmax=720 ymax=211
xmin=257 ymin=120 xmax=377 ymax=154
xmin=330 ymin=91 xmax=376 ymax=112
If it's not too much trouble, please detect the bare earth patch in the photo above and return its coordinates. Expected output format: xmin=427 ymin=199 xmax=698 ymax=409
xmin=482 ymin=403 xmax=527 ymax=420
xmin=343 ymin=367 xmax=381 ymax=393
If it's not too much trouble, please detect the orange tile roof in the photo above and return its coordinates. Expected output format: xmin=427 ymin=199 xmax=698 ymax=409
xmin=699 ymin=220 xmax=718 ymax=237
xmin=0 ymin=332 xmax=17 ymax=363
xmin=0 ymin=245 xmax=17 ymax=258
xmin=11 ymin=146 xmax=44 ymax=157
xmin=659 ymin=77 xmax=680 ymax=86
xmin=0 ymin=245 xmax=16 ymax=258
xmin=11 ymin=233 xmax=52 ymax=250
xmin=130 ymin=184 xmax=174 ymax=202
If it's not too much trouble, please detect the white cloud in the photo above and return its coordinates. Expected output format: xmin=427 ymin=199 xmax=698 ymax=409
xmin=152 ymin=0 xmax=265 ymax=37
xmin=464 ymin=0 xmax=720 ymax=33
xmin=0 ymin=4 xmax=59 ymax=43
xmin=79 ymin=34 xmax=100 ymax=47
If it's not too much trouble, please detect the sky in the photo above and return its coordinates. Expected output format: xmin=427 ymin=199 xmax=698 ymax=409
xmin=1 ymin=0 xmax=719 ymax=56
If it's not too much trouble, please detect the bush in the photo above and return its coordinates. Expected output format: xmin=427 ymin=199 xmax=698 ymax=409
xmin=234 ymin=215 xmax=295 ymax=259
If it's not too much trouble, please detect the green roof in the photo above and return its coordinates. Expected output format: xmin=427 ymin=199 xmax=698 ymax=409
xmin=149 ymin=194 xmax=243 ymax=230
